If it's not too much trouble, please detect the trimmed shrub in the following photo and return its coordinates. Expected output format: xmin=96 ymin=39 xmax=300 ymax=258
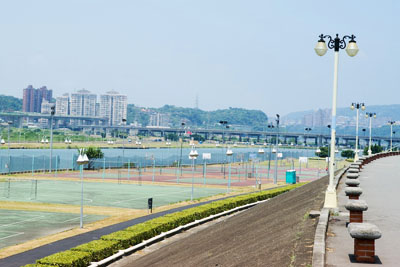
xmin=36 ymin=250 xmax=91 ymax=267
xmin=71 ymin=240 xmax=120 ymax=262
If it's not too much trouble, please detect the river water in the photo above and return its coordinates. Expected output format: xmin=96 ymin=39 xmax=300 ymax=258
xmin=0 ymin=147 xmax=318 ymax=174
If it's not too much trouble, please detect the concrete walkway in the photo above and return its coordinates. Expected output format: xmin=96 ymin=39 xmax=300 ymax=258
xmin=326 ymin=156 xmax=400 ymax=266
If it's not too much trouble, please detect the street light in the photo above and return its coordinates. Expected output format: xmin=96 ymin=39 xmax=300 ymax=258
xmin=49 ymin=105 xmax=55 ymax=173
xmin=304 ymin=127 xmax=312 ymax=146
xmin=219 ymin=120 xmax=228 ymax=144
xmin=76 ymin=148 xmax=89 ymax=228
xmin=350 ymin=102 xmax=365 ymax=161
xmin=388 ymin=121 xmax=396 ymax=151
xmin=7 ymin=121 xmax=12 ymax=173
xmin=274 ymin=114 xmax=280 ymax=185
xmin=122 ymin=118 xmax=127 ymax=163
xmin=189 ymin=146 xmax=198 ymax=201
xmin=365 ymin=112 xmax=376 ymax=155
xmin=267 ymin=123 xmax=275 ymax=178
xmin=226 ymin=147 xmax=233 ymax=193
xmin=315 ymin=33 xmax=359 ymax=209
xmin=179 ymin=122 xmax=185 ymax=176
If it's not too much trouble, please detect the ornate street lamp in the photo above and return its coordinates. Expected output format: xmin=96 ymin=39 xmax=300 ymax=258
xmin=315 ymin=33 xmax=359 ymax=209
xmin=351 ymin=102 xmax=365 ymax=161
xmin=365 ymin=112 xmax=376 ymax=155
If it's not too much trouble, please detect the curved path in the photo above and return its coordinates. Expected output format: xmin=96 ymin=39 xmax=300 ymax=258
xmin=326 ymin=156 xmax=400 ymax=266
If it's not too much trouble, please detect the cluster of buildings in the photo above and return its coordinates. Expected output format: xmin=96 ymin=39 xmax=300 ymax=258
xmin=22 ymin=85 xmax=127 ymax=127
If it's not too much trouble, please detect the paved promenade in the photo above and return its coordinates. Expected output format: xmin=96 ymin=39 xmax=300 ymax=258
xmin=326 ymin=156 xmax=400 ymax=266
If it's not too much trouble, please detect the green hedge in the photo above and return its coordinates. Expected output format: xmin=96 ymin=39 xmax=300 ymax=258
xmin=29 ymin=183 xmax=304 ymax=266
xmin=36 ymin=250 xmax=92 ymax=267
xmin=70 ymin=240 xmax=120 ymax=261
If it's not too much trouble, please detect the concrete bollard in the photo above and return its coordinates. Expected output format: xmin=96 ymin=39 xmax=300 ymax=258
xmin=345 ymin=200 xmax=368 ymax=223
xmin=348 ymin=223 xmax=381 ymax=263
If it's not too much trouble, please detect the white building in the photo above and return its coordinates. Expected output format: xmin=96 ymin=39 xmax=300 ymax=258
xmin=70 ymin=89 xmax=97 ymax=117
xmin=100 ymin=91 xmax=127 ymax=126
xmin=56 ymin=94 xmax=69 ymax=115
xmin=149 ymin=112 xmax=170 ymax=127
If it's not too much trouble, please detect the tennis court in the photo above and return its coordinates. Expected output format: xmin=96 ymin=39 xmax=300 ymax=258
xmin=0 ymin=179 xmax=226 ymax=209
xmin=0 ymin=209 xmax=106 ymax=249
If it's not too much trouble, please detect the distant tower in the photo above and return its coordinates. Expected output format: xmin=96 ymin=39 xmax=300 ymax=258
xmin=195 ymin=94 xmax=199 ymax=109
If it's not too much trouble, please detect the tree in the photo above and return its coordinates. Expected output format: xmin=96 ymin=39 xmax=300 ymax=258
xmin=83 ymin=147 xmax=104 ymax=170
xmin=315 ymin=147 xmax=329 ymax=158
xmin=363 ymin=144 xmax=383 ymax=155
xmin=165 ymin=133 xmax=179 ymax=141
xmin=341 ymin=150 xmax=355 ymax=159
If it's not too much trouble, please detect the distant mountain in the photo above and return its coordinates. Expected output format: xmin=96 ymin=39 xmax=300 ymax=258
xmin=127 ymin=104 xmax=268 ymax=130
xmin=0 ymin=95 xmax=22 ymax=112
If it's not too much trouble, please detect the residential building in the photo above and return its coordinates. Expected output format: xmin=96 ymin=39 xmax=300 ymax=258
xmin=22 ymin=85 xmax=53 ymax=113
xmin=100 ymin=91 xmax=127 ymax=126
xmin=70 ymin=89 xmax=97 ymax=117
xmin=56 ymin=94 xmax=69 ymax=115
xmin=149 ymin=112 xmax=170 ymax=127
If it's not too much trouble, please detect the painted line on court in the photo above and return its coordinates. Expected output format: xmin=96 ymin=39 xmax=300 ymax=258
xmin=58 ymin=215 xmax=89 ymax=224
xmin=0 ymin=231 xmax=25 ymax=240
xmin=112 ymin=189 xmax=192 ymax=204
xmin=0 ymin=216 xmax=44 ymax=228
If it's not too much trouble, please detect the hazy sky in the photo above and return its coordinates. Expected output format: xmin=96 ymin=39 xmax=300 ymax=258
xmin=0 ymin=1 xmax=398 ymax=116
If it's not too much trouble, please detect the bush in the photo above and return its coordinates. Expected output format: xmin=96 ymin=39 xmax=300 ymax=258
xmin=71 ymin=240 xmax=120 ymax=262
xmin=341 ymin=150 xmax=355 ymax=159
xmin=36 ymin=250 xmax=92 ymax=267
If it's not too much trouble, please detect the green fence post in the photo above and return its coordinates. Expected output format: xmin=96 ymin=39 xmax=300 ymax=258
xmin=203 ymin=160 xmax=206 ymax=185
xmin=55 ymin=155 xmax=58 ymax=178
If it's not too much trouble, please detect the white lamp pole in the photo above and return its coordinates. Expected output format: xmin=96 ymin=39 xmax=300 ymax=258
xmin=226 ymin=148 xmax=233 ymax=193
xmin=189 ymin=146 xmax=198 ymax=201
xmin=274 ymin=114 xmax=280 ymax=185
xmin=366 ymin=112 xmax=376 ymax=155
xmin=76 ymin=149 xmax=89 ymax=228
xmin=315 ymin=33 xmax=359 ymax=209
xmin=351 ymin=102 xmax=365 ymax=161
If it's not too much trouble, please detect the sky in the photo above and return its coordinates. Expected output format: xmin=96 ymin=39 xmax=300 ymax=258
xmin=0 ymin=1 xmax=399 ymax=117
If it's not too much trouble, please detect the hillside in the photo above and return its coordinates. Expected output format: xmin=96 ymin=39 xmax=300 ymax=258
xmin=0 ymin=95 xmax=22 ymax=112
xmin=127 ymin=104 xmax=268 ymax=129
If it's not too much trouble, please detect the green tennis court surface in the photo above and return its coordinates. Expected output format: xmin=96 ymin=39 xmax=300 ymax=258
xmin=1 ymin=179 xmax=226 ymax=209
xmin=0 ymin=209 xmax=106 ymax=249
xmin=170 ymin=178 xmax=240 ymax=185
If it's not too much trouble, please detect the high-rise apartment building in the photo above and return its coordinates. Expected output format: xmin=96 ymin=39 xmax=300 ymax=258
xmin=56 ymin=94 xmax=70 ymax=115
xmin=70 ymin=89 xmax=97 ymax=117
xmin=100 ymin=91 xmax=127 ymax=126
xmin=22 ymin=85 xmax=53 ymax=113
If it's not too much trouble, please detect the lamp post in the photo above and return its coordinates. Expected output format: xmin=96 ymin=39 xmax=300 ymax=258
xmin=219 ymin=120 xmax=228 ymax=144
xmin=365 ymin=112 xmax=376 ymax=155
xmin=274 ymin=114 xmax=280 ymax=185
xmin=267 ymin=123 xmax=275 ymax=178
xmin=257 ymin=147 xmax=265 ymax=185
xmin=7 ymin=121 xmax=12 ymax=173
xmin=189 ymin=146 xmax=198 ymax=201
xmin=350 ymin=102 xmax=365 ymax=161
xmin=76 ymin=149 xmax=89 ymax=228
xmin=122 ymin=118 xmax=127 ymax=164
xmin=226 ymin=147 xmax=233 ymax=193
xmin=49 ymin=105 xmax=55 ymax=173
xmin=304 ymin=127 xmax=312 ymax=146
xmin=179 ymin=122 xmax=185 ymax=176
xmin=315 ymin=33 xmax=359 ymax=208
xmin=388 ymin=121 xmax=395 ymax=151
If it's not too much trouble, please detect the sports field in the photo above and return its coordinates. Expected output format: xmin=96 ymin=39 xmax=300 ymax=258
xmin=1 ymin=179 xmax=226 ymax=209
xmin=0 ymin=209 xmax=106 ymax=249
